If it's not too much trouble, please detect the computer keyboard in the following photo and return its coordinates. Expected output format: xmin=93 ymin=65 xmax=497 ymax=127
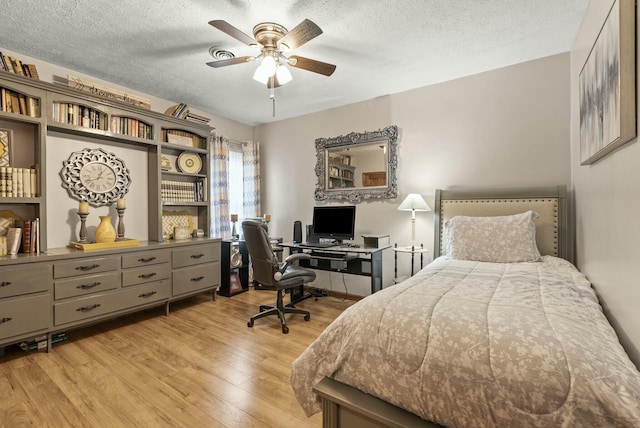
xmin=297 ymin=242 xmax=336 ymax=248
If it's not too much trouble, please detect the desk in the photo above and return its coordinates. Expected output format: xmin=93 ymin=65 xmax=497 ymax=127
xmin=279 ymin=243 xmax=390 ymax=295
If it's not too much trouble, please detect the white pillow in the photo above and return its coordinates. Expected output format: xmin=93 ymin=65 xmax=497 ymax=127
xmin=445 ymin=211 xmax=541 ymax=263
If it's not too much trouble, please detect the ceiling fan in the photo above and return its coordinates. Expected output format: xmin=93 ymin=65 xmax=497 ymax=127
xmin=206 ymin=19 xmax=336 ymax=88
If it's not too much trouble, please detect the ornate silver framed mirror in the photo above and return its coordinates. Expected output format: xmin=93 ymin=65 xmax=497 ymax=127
xmin=314 ymin=125 xmax=398 ymax=201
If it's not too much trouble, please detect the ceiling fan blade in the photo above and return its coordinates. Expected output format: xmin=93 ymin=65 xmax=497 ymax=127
xmin=278 ymin=19 xmax=322 ymax=50
xmin=288 ymin=55 xmax=336 ymax=76
xmin=206 ymin=56 xmax=253 ymax=68
xmin=208 ymin=20 xmax=256 ymax=46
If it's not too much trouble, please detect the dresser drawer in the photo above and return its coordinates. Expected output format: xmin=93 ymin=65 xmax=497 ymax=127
xmin=122 ymin=250 xmax=171 ymax=269
xmin=54 ymin=257 xmax=120 ymax=279
xmin=172 ymin=262 xmax=219 ymax=296
xmin=54 ymin=272 xmax=120 ymax=300
xmin=54 ymin=281 xmax=170 ymax=326
xmin=172 ymin=244 xmax=219 ymax=268
xmin=122 ymin=264 xmax=171 ymax=287
xmin=0 ymin=264 xmax=51 ymax=299
xmin=0 ymin=294 xmax=50 ymax=340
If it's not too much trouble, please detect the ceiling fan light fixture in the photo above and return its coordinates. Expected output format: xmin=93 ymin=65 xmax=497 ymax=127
xmin=253 ymin=66 xmax=270 ymax=84
xmin=261 ymin=55 xmax=276 ymax=75
xmin=253 ymin=54 xmax=278 ymax=84
xmin=275 ymin=64 xmax=292 ymax=85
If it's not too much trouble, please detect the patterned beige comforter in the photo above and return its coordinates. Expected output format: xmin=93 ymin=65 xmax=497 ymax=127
xmin=290 ymin=256 xmax=640 ymax=427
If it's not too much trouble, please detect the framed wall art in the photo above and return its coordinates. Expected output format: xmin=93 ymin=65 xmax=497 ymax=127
xmin=579 ymin=0 xmax=636 ymax=165
xmin=0 ymin=128 xmax=12 ymax=167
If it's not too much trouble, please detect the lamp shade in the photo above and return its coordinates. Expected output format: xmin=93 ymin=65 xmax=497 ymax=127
xmin=398 ymin=193 xmax=431 ymax=211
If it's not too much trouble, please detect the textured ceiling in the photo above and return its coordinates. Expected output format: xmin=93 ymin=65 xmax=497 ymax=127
xmin=0 ymin=0 xmax=589 ymax=126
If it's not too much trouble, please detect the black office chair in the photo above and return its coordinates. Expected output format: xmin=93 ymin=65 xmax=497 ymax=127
xmin=242 ymin=220 xmax=316 ymax=334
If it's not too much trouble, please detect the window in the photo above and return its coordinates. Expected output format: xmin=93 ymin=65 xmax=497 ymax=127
xmin=228 ymin=144 xmax=244 ymax=218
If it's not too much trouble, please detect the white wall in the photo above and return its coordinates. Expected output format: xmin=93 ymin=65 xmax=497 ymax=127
xmin=256 ymin=53 xmax=571 ymax=294
xmin=571 ymin=0 xmax=640 ymax=366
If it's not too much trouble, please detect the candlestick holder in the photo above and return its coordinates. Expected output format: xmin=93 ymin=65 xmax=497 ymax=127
xmin=231 ymin=220 xmax=238 ymax=240
xmin=77 ymin=212 xmax=88 ymax=244
xmin=116 ymin=207 xmax=126 ymax=241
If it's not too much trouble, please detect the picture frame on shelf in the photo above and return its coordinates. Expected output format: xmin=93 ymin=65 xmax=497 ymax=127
xmin=579 ymin=0 xmax=636 ymax=165
xmin=0 ymin=128 xmax=12 ymax=167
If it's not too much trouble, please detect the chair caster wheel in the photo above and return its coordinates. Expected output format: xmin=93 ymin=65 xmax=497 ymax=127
xmin=248 ymin=321 xmax=254 ymax=328
xmin=304 ymin=314 xmax=310 ymax=321
xmin=282 ymin=326 xmax=289 ymax=334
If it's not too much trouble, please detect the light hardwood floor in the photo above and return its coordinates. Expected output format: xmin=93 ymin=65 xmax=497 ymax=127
xmin=0 ymin=289 xmax=355 ymax=427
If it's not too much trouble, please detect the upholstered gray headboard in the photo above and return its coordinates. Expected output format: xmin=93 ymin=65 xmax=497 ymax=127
xmin=434 ymin=186 xmax=568 ymax=260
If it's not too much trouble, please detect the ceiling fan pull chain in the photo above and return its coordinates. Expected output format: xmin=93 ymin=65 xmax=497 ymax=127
xmin=270 ymin=76 xmax=276 ymax=117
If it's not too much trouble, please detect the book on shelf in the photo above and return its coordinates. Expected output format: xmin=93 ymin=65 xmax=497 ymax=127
xmin=27 ymin=64 xmax=39 ymax=79
xmin=164 ymin=103 xmax=211 ymax=125
xmin=0 ymin=167 xmax=38 ymax=198
xmin=0 ymin=52 xmax=40 ymax=79
xmin=3 ymin=55 xmax=16 ymax=73
xmin=20 ymin=218 xmax=40 ymax=254
xmin=6 ymin=227 xmax=21 ymax=255
xmin=0 ymin=52 xmax=7 ymax=72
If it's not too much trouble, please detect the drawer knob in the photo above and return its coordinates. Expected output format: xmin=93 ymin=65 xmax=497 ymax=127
xmin=138 ymin=291 xmax=157 ymax=298
xmin=0 ymin=281 xmax=12 ymax=287
xmin=190 ymin=253 xmax=205 ymax=259
xmin=138 ymin=273 xmax=157 ymax=279
xmin=0 ymin=317 xmax=12 ymax=324
xmin=76 ymin=264 xmax=100 ymax=271
xmin=138 ymin=257 xmax=157 ymax=263
xmin=190 ymin=276 xmax=205 ymax=282
xmin=77 ymin=282 xmax=101 ymax=289
xmin=77 ymin=303 xmax=101 ymax=312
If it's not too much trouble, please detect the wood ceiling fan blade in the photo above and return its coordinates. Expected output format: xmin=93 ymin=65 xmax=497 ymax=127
xmin=208 ymin=20 xmax=257 ymax=46
xmin=278 ymin=19 xmax=322 ymax=50
xmin=288 ymin=55 xmax=336 ymax=76
xmin=206 ymin=56 xmax=253 ymax=68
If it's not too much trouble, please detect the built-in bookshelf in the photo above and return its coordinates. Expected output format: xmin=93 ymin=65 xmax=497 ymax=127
xmin=0 ymin=70 xmax=214 ymax=253
xmin=0 ymin=75 xmax=46 ymax=253
xmin=0 ymin=68 xmax=220 ymax=357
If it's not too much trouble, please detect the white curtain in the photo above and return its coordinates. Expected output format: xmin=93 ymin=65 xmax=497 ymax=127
xmin=210 ymin=133 xmax=231 ymax=238
xmin=242 ymin=140 xmax=261 ymax=218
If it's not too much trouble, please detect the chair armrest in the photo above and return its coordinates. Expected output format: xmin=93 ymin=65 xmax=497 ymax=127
xmin=285 ymin=253 xmax=311 ymax=263
xmin=274 ymin=253 xmax=312 ymax=281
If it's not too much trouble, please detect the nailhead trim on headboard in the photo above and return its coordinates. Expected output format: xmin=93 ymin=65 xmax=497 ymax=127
xmin=435 ymin=187 xmax=568 ymax=261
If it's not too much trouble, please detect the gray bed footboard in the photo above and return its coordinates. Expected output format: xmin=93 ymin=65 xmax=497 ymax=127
xmin=313 ymin=378 xmax=442 ymax=428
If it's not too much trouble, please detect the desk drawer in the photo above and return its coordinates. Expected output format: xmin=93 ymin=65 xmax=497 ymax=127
xmin=172 ymin=263 xmax=219 ymax=296
xmin=54 ymin=272 xmax=120 ymax=300
xmin=54 ymin=282 xmax=170 ymax=326
xmin=122 ymin=250 xmax=170 ymax=268
xmin=122 ymin=264 xmax=171 ymax=287
xmin=54 ymin=257 xmax=119 ymax=279
xmin=172 ymin=244 xmax=219 ymax=268
xmin=0 ymin=264 xmax=51 ymax=298
xmin=0 ymin=294 xmax=50 ymax=340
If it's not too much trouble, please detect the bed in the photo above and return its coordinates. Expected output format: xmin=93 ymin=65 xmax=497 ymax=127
xmin=290 ymin=186 xmax=640 ymax=428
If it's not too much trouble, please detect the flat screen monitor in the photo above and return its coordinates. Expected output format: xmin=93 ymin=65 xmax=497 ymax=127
xmin=312 ymin=205 xmax=356 ymax=243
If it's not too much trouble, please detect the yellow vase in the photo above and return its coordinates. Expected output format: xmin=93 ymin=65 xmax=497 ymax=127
xmin=95 ymin=215 xmax=116 ymax=243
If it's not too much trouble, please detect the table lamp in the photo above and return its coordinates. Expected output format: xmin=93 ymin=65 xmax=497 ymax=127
xmin=398 ymin=193 xmax=431 ymax=246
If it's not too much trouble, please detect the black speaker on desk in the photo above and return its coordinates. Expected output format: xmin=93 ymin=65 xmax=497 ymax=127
xmin=306 ymin=224 xmax=318 ymax=243
xmin=293 ymin=221 xmax=302 ymax=243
